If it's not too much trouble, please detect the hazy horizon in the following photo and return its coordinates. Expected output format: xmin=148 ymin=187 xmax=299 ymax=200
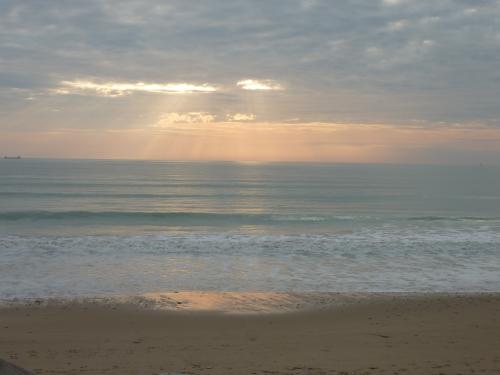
xmin=4 ymin=156 xmax=500 ymax=167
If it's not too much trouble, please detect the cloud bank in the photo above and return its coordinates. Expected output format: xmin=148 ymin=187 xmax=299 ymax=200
xmin=1 ymin=0 xmax=500 ymax=162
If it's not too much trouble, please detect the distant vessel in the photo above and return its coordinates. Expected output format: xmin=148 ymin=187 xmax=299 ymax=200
xmin=3 ymin=156 xmax=21 ymax=159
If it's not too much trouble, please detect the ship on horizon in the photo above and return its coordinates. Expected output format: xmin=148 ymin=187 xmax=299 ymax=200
xmin=3 ymin=155 xmax=21 ymax=159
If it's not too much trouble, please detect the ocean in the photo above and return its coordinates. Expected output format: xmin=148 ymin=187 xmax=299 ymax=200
xmin=1 ymin=159 xmax=500 ymax=299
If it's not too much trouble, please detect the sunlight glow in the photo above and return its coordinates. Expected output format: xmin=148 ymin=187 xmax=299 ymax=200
xmin=227 ymin=113 xmax=256 ymax=121
xmin=152 ymin=112 xmax=216 ymax=127
xmin=3 ymin=122 xmax=500 ymax=163
xmin=237 ymin=79 xmax=283 ymax=91
xmin=54 ymin=80 xmax=218 ymax=97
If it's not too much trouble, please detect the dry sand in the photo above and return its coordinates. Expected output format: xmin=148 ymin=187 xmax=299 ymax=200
xmin=1 ymin=293 xmax=500 ymax=375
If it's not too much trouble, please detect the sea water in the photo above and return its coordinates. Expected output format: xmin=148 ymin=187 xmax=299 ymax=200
xmin=1 ymin=159 xmax=499 ymax=298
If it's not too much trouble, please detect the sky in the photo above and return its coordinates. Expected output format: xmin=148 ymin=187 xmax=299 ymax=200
xmin=1 ymin=0 xmax=500 ymax=163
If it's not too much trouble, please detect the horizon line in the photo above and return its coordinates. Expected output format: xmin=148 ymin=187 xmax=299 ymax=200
xmin=2 ymin=156 xmax=496 ymax=167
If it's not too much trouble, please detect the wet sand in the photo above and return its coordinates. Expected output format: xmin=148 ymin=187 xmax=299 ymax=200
xmin=1 ymin=293 xmax=500 ymax=375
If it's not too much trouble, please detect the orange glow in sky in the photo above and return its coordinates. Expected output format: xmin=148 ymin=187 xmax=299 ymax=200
xmin=2 ymin=122 xmax=499 ymax=164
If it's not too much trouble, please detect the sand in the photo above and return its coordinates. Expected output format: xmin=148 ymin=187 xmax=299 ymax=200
xmin=1 ymin=293 xmax=500 ymax=375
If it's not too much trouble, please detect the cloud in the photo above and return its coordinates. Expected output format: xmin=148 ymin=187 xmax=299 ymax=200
xmin=464 ymin=8 xmax=479 ymax=15
xmin=227 ymin=113 xmax=256 ymax=121
xmin=153 ymin=112 xmax=257 ymax=126
xmin=387 ymin=20 xmax=408 ymax=31
xmin=382 ymin=0 xmax=404 ymax=5
xmin=53 ymin=80 xmax=218 ymax=97
xmin=1 ymin=0 xmax=500 ymax=135
xmin=153 ymin=112 xmax=216 ymax=127
xmin=236 ymin=79 xmax=283 ymax=91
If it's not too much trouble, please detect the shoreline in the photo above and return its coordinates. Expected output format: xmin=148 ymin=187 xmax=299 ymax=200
xmin=1 ymin=293 xmax=500 ymax=374
xmin=0 ymin=291 xmax=500 ymax=315
xmin=0 ymin=291 xmax=397 ymax=314
xmin=3 ymin=291 xmax=500 ymax=314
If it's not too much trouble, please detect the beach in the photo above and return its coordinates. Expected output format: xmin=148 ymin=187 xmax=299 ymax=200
xmin=2 ymin=293 xmax=500 ymax=375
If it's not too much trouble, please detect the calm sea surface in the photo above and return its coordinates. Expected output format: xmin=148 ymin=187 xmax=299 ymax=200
xmin=1 ymin=159 xmax=500 ymax=298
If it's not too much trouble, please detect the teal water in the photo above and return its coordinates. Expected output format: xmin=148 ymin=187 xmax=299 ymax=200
xmin=1 ymin=159 xmax=500 ymax=297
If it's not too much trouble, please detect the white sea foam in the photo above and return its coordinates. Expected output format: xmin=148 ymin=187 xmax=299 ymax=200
xmin=1 ymin=227 xmax=499 ymax=299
